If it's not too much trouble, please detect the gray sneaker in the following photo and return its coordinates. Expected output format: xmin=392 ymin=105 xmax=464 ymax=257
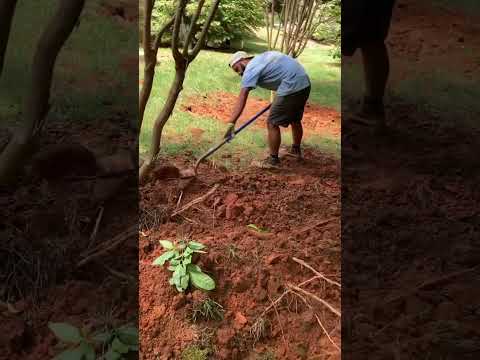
xmin=251 ymin=156 xmax=281 ymax=169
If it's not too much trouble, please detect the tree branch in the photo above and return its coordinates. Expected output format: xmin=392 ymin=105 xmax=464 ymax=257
xmin=189 ymin=0 xmax=221 ymax=59
xmin=182 ymin=0 xmax=205 ymax=56
xmin=172 ymin=0 xmax=188 ymax=64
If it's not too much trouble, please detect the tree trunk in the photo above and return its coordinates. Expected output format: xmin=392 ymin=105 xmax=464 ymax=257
xmin=139 ymin=17 xmax=174 ymax=130
xmin=0 ymin=0 xmax=85 ymax=186
xmin=0 ymin=0 xmax=18 ymax=78
xmin=139 ymin=67 xmax=186 ymax=183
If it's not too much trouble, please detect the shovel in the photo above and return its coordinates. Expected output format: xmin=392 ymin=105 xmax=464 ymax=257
xmin=182 ymin=104 xmax=272 ymax=177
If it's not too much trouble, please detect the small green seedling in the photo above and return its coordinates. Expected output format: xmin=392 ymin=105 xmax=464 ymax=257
xmin=191 ymin=298 xmax=224 ymax=322
xmin=247 ymin=224 xmax=269 ymax=233
xmin=48 ymin=322 xmax=138 ymax=360
xmin=153 ymin=240 xmax=215 ymax=292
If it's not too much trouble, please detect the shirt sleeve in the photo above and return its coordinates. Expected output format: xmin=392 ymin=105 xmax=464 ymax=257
xmin=241 ymin=63 xmax=263 ymax=89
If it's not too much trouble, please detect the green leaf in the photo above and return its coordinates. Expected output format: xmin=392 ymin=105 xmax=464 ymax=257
xmin=189 ymin=270 xmax=215 ymax=291
xmin=169 ymin=277 xmax=175 ymax=285
xmin=167 ymin=265 xmax=176 ymax=271
xmin=152 ymin=250 xmax=175 ymax=266
xmin=180 ymin=274 xmax=190 ymax=289
xmin=117 ymin=327 xmax=139 ymax=346
xmin=104 ymin=348 xmax=121 ymax=360
xmin=52 ymin=342 xmax=93 ymax=360
xmin=52 ymin=347 xmax=84 ymax=360
xmin=188 ymin=241 xmax=206 ymax=250
xmin=80 ymin=342 xmax=95 ymax=360
xmin=159 ymin=240 xmax=174 ymax=250
xmin=92 ymin=331 xmax=111 ymax=344
xmin=111 ymin=337 xmax=130 ymax=354
xmin=170 ymin=259 xmax=180 ymax=266
xmin=48 ymin=322 xmax=83 ymax=344
xmin=184 ymin=247 xmax=194 ymax=256
xmin=187 ymin=264 xmax=201 ymax=272
xmin=183 ymin=256 xmax=192 ymax=265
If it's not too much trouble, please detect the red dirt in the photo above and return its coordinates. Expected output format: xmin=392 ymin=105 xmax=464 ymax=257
xmin=342 ymin=0 xmax=480 ymax=358
xmin=140 ymin=150 xmax=341 ymax=359
xmin=182 ymin=91 xmax=341 ymax=138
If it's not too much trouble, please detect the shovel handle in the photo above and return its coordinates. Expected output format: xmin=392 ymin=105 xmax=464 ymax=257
xmin=193 ymin=104 xmax=272 ymax=175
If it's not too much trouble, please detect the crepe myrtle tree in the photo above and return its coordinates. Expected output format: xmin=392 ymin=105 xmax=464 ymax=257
xmin=139 ymin=0 xmax=221 ymax=183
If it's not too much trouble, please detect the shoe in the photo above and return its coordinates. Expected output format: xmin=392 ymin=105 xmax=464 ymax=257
xmin=280 ymin=145 xmax=303 ymax=161
xmin=251 ymin=156 xmax=281 ymax=169
xmin=350 ymin=99 xmax=387 ymax=129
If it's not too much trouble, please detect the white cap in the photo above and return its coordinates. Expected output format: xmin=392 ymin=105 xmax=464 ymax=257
xmin=229 ymin=51 xmax=253 ymax=68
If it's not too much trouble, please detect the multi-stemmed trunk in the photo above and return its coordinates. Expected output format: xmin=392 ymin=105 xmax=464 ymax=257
xmin=0 ymin=0 xmax=85 ymax=185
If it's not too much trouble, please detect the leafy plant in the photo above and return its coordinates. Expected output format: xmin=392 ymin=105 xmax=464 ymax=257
xmin=48 ymin=322 xmax=138 ymax=360
xmin=153 ymin=240 xmax=215 ymax=292
xmin=148 ymin=0 xmax=264 ymax=47
xmin=247 ymin=224 xmax=269 ymax=233
xmin=191 ymin=298 xmax=224 ymax=322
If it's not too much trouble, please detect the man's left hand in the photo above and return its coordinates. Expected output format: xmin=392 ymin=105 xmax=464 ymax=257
xmin=224 ymin=123 xmax=235 ymax=139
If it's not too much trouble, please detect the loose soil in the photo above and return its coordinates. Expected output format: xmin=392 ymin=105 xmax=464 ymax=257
xmin=182 ymin=91 xmax=341 ymax=139
xmin=140 ymin=150 xmax=341 ymax=359
xmin=342 ymin=0 xmax=480 ymax=358
xmin=1 ymin=2 xmax=138 ymax=359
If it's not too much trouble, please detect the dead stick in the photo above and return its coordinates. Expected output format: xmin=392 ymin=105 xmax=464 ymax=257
xmin=295 ymin=217 xmax=337 ymax=235
xmin=77 ymin=225 xmax=137 ymax=267
xmin=87 ymin=206 xmax=104 ymax=249
xmin=292 ymin=257 xmax=341 ymax=288
xmin=287 ymin=284 xmax=341 ymax=317
xmin=257 ymin=275 xmax=321 ymax=318
xmin=314 ymin=313 xmax=340 ymax=352
xmin=170 ymin=184 xmax=219 ymax=217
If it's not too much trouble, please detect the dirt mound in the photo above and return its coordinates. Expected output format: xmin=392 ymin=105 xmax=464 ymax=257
xmin=140 ymin=151 xmax=341 ymax=359
xmin=182 ymin=91 xmax=340 ymax=138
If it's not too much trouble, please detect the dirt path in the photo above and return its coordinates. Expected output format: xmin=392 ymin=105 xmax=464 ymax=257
xmin=140 ymin=149 xmax=341 ymax=359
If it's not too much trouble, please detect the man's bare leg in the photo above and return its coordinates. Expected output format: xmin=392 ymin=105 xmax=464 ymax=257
xmin=358 ymin=41 xmax=390 ymax=131
xmin=267 ymin=121 xmax=281 ymax=157
xmin=290 ymin=121 xmax=303 ymax=159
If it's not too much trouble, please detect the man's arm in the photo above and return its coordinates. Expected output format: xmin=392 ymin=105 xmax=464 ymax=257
xmin=228 ymin=87 xmax=250 ymax=125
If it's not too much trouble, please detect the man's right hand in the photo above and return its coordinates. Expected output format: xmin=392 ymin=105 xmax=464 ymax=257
xmin=223 ymin=123 xmax=235 ymax=139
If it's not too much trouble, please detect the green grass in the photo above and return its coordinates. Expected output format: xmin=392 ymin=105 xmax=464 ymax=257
xmin=140 ymin=30 xmax=340 ymax=164
xmin=0 ymin=0 xmax=137 ymax=126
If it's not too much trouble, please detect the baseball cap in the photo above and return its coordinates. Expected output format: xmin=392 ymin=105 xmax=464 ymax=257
xmin=229 ymin=51 xmax=253 ymax=68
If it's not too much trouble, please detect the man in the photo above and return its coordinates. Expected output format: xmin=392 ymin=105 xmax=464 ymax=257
xmin=342 ymin=0 xmax=396 ymax=133
xmin=225 ymin=50 xmax=311 ymax=169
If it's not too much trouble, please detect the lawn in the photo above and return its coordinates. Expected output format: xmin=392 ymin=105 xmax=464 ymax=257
xmin=139 ymin=31 xmax=341 ymax=164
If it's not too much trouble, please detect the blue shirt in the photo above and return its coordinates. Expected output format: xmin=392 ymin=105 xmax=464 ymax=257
xmin=241 ymin=51 xmax=311 ymax=96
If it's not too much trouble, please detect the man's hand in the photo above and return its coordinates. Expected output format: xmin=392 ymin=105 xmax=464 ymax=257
xmin=224 ymin=123 xmax=235 ymax=139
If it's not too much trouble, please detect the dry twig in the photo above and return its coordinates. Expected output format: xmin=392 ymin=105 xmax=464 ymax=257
xmin=287 ymin=284 xmax=340 ymax=317
xmin=292 ymin=257 xmax=341 ymax=288
xmin=170 ymin=184 xmax=219 ymax=217
xmin=77 ymin=225 xmax=137 ymax=267
xmin=87 ymin=206 xmax=104 ymax=248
